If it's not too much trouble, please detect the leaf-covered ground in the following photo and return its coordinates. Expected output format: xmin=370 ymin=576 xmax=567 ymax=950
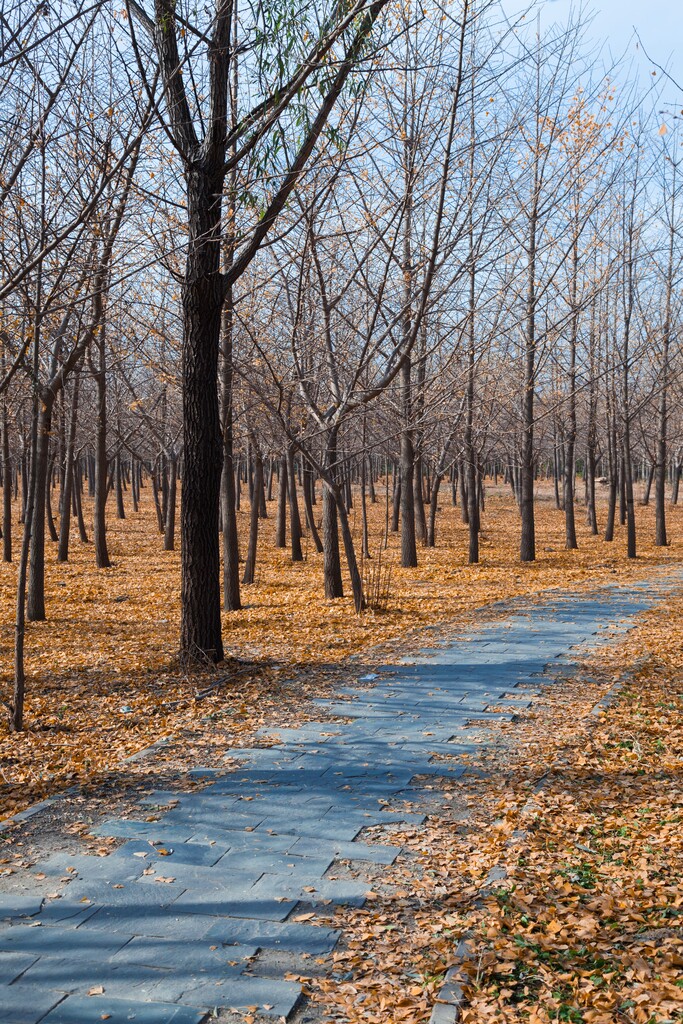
xmin=311 ymin=597 xmax=683 ymax=1024
xmin=0 ymin=483 xmax=680 ymax=816
xmin=0 ymin=483 xmax=681 ymax=1023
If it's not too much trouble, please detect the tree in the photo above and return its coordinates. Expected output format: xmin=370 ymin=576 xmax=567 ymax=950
xmin=127 ymin=0 xmax=390 ymax=662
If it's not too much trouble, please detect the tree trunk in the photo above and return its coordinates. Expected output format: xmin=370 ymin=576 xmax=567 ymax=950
xmin=335 ymin=487 xmax=364 ymax=613
xmin=399 ymin=133 xmax=417 ymax=568
xmin=553 ymin=427 xmax=562 ymax=510
xmin=176 ymin=147 xmax=227 ymax=664
xmin=323 ymin=430 xmax=343 ymax=598
xmin=399 ymin=359 xmax=417 ymax=567
xmin=265 ymin=458 xmax=274 ymax=502
xmin=152 ymin=466 xmax=164 ymax=533
xmin=641 ymin=463 xmax=654 ymax=507
xmin=360 ymin=449 xmax=370 ymax=559
xmin=12 ymin=387 xmax=40 ymax=731
xmin=467 ymin=456 xmax=479 ymax=564
xmin=426 ymin=472 xmax=442 ymax=548
xmin=672 ymin=461 xmax=681 ymax=505
xmin=115 ymin=453 xmax=125 ymax=519
xmin=302 ymin=464 xmax=323 ymax=553
xmin=2 ymin=399 xmax=11 ymax=562
xmin=520 ymin=193 xmax=538 ymax=562
xmin=655 ymin=177 xmax=675 ymax=545
xmin=586 ymin=443 xmax=598 ymax=536
xmin=45 ymin=456 xmax=59 ymax=543
xmin=413 ymin=456 xmax=427 ymax=546
xmin=367 ymin=457 xmax=376 ymax=504
xmin=27 ymin=396 xmax=53 ymax=621
xmin=131 ymin=459 xmax=139 ymax=512
xmin=624 ymin=444 xmax=636 ymax=558
xmin=58 ymin=374 xmax=80 ymax=562
xmin=258 ymin=466 xmax=267 ymax=518
xmin=93 ymin=364 xmax=111 ymax=568
xmin=12 ymin=457 xmax=35 ymax=732
xmin=458 ymin=460 xmax=468 ymax=523
xmin=221 ymin=444 xmax=241 ymax=610
xmin=242 ymin=449 xmax=262 ymax=584
xmin=275 ymin=454 xmax=287 ymax=548
xmin=287 ymin=444 xmax=303 ymax=562
xmin=391 ymin=466 xmax=400 ymax=533
xmin=164 ymin=454 xmax=177 ymax=550
xmin=74 ymin=459 xmax=88 ymax=543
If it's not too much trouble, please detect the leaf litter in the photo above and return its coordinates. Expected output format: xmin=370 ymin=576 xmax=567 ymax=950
xmin=0 ymin=487 xmax=681 ymax=1023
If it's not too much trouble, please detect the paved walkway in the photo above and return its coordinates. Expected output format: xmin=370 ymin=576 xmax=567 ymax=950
xmin=0 ymin=577 xmax=676 ymax=1023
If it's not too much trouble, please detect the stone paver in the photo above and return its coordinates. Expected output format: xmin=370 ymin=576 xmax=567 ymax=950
xmin=0 ymin=576 xmax=678 ymax=1023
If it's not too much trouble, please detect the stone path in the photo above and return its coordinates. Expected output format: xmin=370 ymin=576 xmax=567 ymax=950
xmin=0 ymin=576 xmax=676 ymax=1023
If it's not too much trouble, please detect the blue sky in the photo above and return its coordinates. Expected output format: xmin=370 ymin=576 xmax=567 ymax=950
xmin=504 ymin=1 xmax=683 ymax=90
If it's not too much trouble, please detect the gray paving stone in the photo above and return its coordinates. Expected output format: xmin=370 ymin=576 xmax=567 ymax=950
xmin=170 ymin=891 xmax=294 ymax=920
xmin=215 ymin=851 xmax=334 ymax=878
xmin=41 ymin=995 xmax=206 ymax=1024
xmin=174 ymin=975 xmax=301 ymax=1016
xmin=256 ymin=818 xmax=363 ymax=842
xmin=110 ymin=936 xmax=258 ymax=970
xmin=252 ymin=874 xmax=368 ymax=907
xmin=205 ymin=917 xmax=340 ymax=953
xmin=40 ymin=852 xmax=145 ymax=884
xmin=92 ymin=821 xmax=195 ymax=843
xmin=0 ymin=925 xmax=131 ymax=959
xmin=30 ymin=899 xmax=100 ymax=926
xmin=186 ymin=830 xmax=288 ymax=853
xmin=138 ymin=865 xmax=260 ymax=891
xmin=0 ymin=894 xmax=43 ymax=920
xmin=321 ymin=807 xmax=426 ymax=827
xmin=0 ymin=950 xmax=38 ymax=984
xmin=0 ymin=985 xmax=63 ymax=1024
xmin=63 ymin=879 xmax=185 ymax=909
xmin=288 ymin=836 xmax=401 ymax=863
xmin=111 ymin=839 xmax=230 ymax=867
xmin=81 ymin=907 xmax=214 ymax=938
xmin=161 ymin=809 xmax=266 ymax=832
xmin=11 ymin=956 xmax=187 ymax=999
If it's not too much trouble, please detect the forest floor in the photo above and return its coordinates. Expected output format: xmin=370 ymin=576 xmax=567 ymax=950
xmin=0 ymin=557 xmax=679 ymax=1023
xmin=310 ymin=583 xmax=683 ymax=1024
xmin=0 ymin=484 xmax=680 ymax=1022
xmin=0 ymin=480 xmax=682 ymax=821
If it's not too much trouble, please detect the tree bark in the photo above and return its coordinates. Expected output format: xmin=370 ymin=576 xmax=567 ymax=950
xmin=164 ymin=453 xmax=177 ymax=550
xmin=93 ymin=357 xmax=111 ymax=569
xmin=115 ymin=453 xmax=125 ymax=519
xmin=302 ymin=464 xmax=323 ymax=553
xmin=74 ymin=458 xmax=88 ymax=544
xmin=413 ymin=456 xmax=427 ymax=546
xmin=58 ymin=375 xmax=79 ymax=563
xmin=391 ymin=466 xmax=400 ymax=533
xmin=242 ymin=448 xmax=262 ymax=584
xmin=179 ymin=165 xmax=225 ymax=663
xmin=2 ymin=398 xmax=11 ymax=562
xmin=426 ymin=472 xmax=442 ymax=548
xmin=672 ymin=461 xmax=681 ymax=505
xmin=275 ymin=454 xmax=287 ymax=548
xmin=287 ymin=444 xmax=303 ymax=561
xmin=45 ymin=456 xmax=59 ymax=543
xmin=27 ymin=396 xmax=53 ymax=621
xmin=323 ymin=429 xmax=343 ymax=598
xmin=335 ymin=487 xmax=364 ymax=613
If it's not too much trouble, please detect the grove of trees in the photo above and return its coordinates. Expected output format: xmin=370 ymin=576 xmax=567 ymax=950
xmin=2 ymin=0 xmax=683 ymax=729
